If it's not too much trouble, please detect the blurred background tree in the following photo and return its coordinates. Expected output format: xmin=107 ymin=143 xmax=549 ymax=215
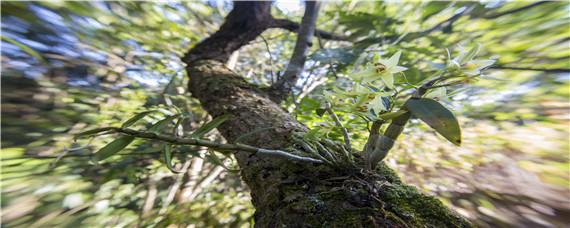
xmin=1 ymin=1 xmax=568 ymax=227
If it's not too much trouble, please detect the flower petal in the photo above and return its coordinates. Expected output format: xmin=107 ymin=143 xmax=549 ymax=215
xmin=380 ymin=73 xmax=395 ymax=89
xmin=463 ymin=43 xmax=482 ymax=63
xmin=466 ymin=59 xmax=496 ymax=69
xmin=390 ymin=66 xmax=408 ymax=73
xmin=447 ymin=59 xmax=461 ymax=71
xmin=386 ymin=50 xmax=402 ymax=67
xmin=350 ymin=67 xmax=375 ymax=82
xmin=453 ymin=44 xmax=465 ymax=63
xmin=461 ymin=69 xmax=481 ymax=76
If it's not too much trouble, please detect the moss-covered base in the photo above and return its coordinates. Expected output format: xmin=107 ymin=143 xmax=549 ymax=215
xmin=375 ymin=162 xmax=472 ymax=227
xmin=241 ymin=155 xmax=473 ymax=227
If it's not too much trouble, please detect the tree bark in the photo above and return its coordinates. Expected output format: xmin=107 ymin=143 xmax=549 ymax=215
xmin=182 ymin=1 xmax=472 ymax=227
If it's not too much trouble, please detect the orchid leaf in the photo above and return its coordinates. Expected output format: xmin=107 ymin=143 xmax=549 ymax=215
xmin=377 ymin=110 xmax=408 ymax=120
xmin=191 ymin=115 xmax=234 ymax=139
xmin=405 ymin=98 xmax=461 ymax=146
xmin=208 ymin=149 xmax=240 ymax=174
xmin=148 ymin=114 xmax=182 ymax=135
xmin=304 ymin=127 xmax=323 ymax=141
xmin=234 ymin=127 xmax=276 ymax=144
xmin=121 ymin=111 xmax=157 ymax=129
xmin=164 ymin=144 xmax=181 ymax=173
xmin=74 ymin=127 xmax=115 ymax=141
xmin=93 ymin=135 xmax=135 ymax=163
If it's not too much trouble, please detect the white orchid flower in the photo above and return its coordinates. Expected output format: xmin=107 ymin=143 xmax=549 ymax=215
xmin=350 ymin=50 xmax=408 ymax=89
xmin=447 ymin=43 xmax=496 ymax=76
xmin=324 ymin=90 xmax=348 ymax=108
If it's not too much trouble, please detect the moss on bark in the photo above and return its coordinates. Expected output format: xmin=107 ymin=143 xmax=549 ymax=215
xmin=242 ymin=149 xmax=473 ymax=227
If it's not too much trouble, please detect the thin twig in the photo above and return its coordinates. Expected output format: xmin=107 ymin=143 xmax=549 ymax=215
xmin=290 ymin=91 xmax=299 ymax=119
xmin=50 ymin=136 xmax=95 ymax=168
xmin=324 ymin=101 xmax=352 ymax=151
xmin=315 ymin=29 xmax=339 ymax=79
xmin=260 ymin=35 xmax=277 ymax=84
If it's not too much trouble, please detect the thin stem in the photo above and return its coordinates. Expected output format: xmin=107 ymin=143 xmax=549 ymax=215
xmin=324 ymin=101 xmax=352 ymax=151
xmin=260 ymin=35 xmax=276 ymax=83
xmin=388 ymin=88 xmax=399 ymax=112
xmin=370 ymin=120 xmax=385 ymax=134
xmin=290 ymin=91 xmax=299 ymax=119
xmin=400 ymin=72 xmax=419 ymax=89
xmin=423 ymin=74 xmax=482 ymax=89
xmin=50 ymin=136 xmax=95 ymax=168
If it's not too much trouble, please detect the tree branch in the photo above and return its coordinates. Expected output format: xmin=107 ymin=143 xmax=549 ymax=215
xmin=267 ymin=1 xmax=322 ymax=103
xmin=182 ymin=1 xmax=274 ymax=64
xmin=490 ymin=66 xmax=570 ymax=73
xmin=88 ymin=127 xmax=323 ymax=163
xmin=270 ymin=18 xmax=347 ymax=41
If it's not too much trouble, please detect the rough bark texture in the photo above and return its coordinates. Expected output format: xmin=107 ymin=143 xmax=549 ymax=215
xmin=182 ymin=1 xmax=473 ymax=227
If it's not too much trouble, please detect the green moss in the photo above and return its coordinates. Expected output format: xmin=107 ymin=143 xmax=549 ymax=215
xmin=248 ymin=131 xmax=473 ymax=227
xmin=376 ymin=161 xmax=404 ymax=185
xmin=376 ymin=162 xmax=473 ymax=227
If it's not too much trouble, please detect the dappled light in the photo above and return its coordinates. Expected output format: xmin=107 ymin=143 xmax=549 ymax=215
xmin=2 ymin=1 xmax=569 ymax=227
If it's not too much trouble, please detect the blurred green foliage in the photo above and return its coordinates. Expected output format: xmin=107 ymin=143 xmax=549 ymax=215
xmin=1 ymin=1 xmax=568 ymax=228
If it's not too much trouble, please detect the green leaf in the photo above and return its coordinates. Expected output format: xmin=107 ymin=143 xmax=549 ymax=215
xmin=93 ymin=135 xmax=136 ymax=163
xmin=164 ymin=144 xmax=181 ymax=173
xmin=74 ymin=127 xmax=115 ymax=141
xmin=234 ymin=127 xmax=276 ymax=144
xmin=148 ymin=114 xmax=182 ymax=135
xmin=208 ymin=149 xmax=240 ymax=174
xmin=405 ymin=98 xmax=462 ymax=146
xmin=191 ymin=115 xmax=234 ymax=139
xmin=304 ymin=127 xmax=323 ymax=141
xmin=377 ymin=110 xmax=408 ymax=120
xmin=121 ymin=110 xmax=157 ymax=129
xmin=171 ymin=104 xmax=182 ymax=114
xmin=315 ymin=109 xmax=327 ymax=117
xmin=171 ymin=116 xmax=187 ymax=136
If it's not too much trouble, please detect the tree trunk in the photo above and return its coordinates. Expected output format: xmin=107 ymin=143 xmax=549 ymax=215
xmin=183 ymin=2 xmax=472 ymax=227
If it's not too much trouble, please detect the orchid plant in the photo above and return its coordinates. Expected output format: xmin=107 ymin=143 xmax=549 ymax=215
xmin=308 ymin=43 xmax=496 ymax=169
xmin=63 ymin=43 xmax=496 ymax=173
